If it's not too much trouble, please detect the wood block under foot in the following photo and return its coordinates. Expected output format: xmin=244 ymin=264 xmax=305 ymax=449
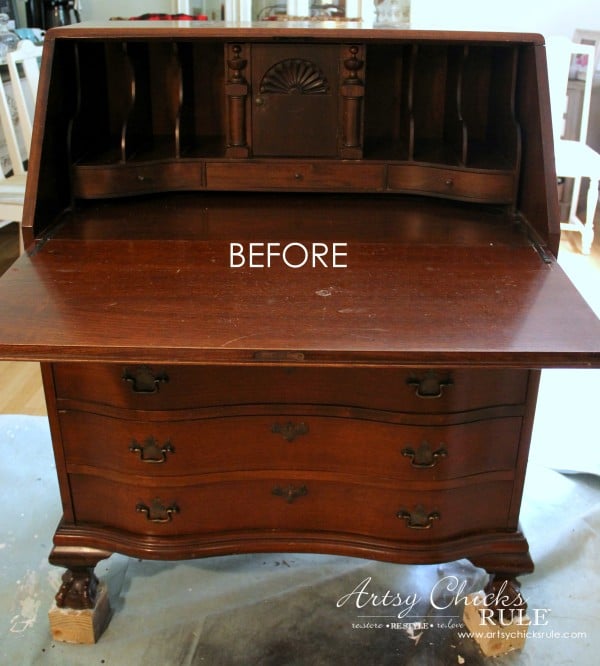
xmin=462 ymin=592 xmax=530 ymax=657
xmin=48 ymin=582 xmax=111 ymax=644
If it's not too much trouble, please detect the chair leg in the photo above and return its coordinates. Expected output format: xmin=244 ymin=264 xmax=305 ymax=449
xmin=569 ymin=176 xmax=582 ymax=225
xmin=582 ymin=177 xmax=598 ymax=254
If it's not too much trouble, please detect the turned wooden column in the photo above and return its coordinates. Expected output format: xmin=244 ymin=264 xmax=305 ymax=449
xmin=225 ymin=43 xmax=250 ymax=157
xmin=340 ymin=44 xmax=365 ymax=159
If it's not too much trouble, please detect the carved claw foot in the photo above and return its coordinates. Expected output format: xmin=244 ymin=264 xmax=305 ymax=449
xmin=55 ymin=567 xmax=99 ymax=610
xmin=482 ymin=574 xmax=527 ymax=620
xmin=49 ymin=543 xmax=112 ymax=610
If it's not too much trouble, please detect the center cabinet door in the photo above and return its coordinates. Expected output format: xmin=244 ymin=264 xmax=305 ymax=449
xmin=251 ymin=44 xmax=340 ymax=157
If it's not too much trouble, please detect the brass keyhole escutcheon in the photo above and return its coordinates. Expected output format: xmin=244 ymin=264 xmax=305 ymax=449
xmin=272 ymin=485 xmax=308 ymax=504
xmin=271 ymin=421 xmax=309 ymax=442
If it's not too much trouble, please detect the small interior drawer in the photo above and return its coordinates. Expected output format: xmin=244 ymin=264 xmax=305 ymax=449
xmin=387 ymin=164 xmax=515 ymax=203
xmin=206 ymin=161 xmax=385 ymax=191
xmin=72 ymin=160 xmax=205 ymax=198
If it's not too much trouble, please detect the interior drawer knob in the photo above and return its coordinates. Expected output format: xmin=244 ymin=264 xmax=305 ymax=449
xmin=271 ymin=421 xmax=309 ymax=442
xmin=129 ymin=437 xmax=174 ymax=464
xmin=401 ymin=441 xmax=448 ymax=468
xmin=272 ymin=484 xmax=308 ymax=504
xmin=122 ymin=366 xmax=169 ymax=393
xmin=136 ymin=499 xmax=179 ymax=523
xmin=397 ymin=505 xmax=440 ymax=529
xmin=407 ymin=372 xmax=453 ymax=399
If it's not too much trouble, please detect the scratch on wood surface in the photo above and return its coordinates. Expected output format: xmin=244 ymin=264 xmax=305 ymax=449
xmin=220 ymin=334 xmax=258 ymax=348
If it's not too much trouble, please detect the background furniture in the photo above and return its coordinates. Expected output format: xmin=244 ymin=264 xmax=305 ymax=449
xmin=0 ymin=39 xmax=41 ymax=254
xmin=0 ymin=48 xmax=32 ymax=254
xmin=547 ymin=36 xmax=600 ymax=253
xmin=7 ymin=39 xmax=43 ymax=154
xmin=25 ymin=0 xmax=81 ymax=28
xmin=0 ymin=24 xmax=598 ymax=641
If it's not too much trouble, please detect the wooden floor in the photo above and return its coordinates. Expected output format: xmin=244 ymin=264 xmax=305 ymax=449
xmin=0 ymin=360 xmax=46 ymax=415
xmin=0 ymin=217 xmax=598 ymax=417
xmin=0 ymin=221 xmax=19 ymax=275
xmin=0 ymin=223 xmax=47 ymax=415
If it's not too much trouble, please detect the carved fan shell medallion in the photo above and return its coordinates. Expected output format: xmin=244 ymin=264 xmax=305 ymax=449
xmin=260 ymin=59 xmax=329 ymax=95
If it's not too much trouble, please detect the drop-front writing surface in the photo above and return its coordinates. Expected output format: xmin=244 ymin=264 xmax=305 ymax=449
xmin=1 ymin=193 xmax=599 ymax=365
xmin=0 ymin=23 xmax=598 ymax=636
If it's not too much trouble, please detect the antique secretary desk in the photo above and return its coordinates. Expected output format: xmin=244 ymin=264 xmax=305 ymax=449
xmin=0 ymin=21 xmax=599 ymax=635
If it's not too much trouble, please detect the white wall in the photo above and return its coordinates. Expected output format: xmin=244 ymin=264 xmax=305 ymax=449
xmin=79 ymin=0 xmax=599 ymax=40
xmin=411 ymin=0 xmax=600 ymax=39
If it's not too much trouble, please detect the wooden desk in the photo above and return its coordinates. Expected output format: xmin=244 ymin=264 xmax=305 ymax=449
xmin=0 ymin=23 xmax=598 ymax=636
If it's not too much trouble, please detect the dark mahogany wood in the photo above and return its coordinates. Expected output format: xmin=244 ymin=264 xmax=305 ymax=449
xmin=59 ymin=410 xmax=525 ymax=479
xmin=0 ymin=212 xmax=598 ymax=366
xmin=0 ymin=23 xmax=598 ymax=625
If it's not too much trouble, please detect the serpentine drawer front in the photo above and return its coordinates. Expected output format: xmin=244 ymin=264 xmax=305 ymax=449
xmin=58 ymin=410 xmax=524 ymax=479
xmin=68 ymin=474 xmax=515 ymax=541
xmin=52 ymin=359 xmax=529 ymax=564
xmin=55 ymin=360 xmax=527 ymax=554
xmin=52 ymin=363 xmax=529 ymax=412
xmin=0 ymin=24 xmax=598 ymax=640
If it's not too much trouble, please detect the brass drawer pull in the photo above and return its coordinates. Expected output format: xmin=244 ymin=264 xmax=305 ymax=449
xmin=122 ymin=366 xmax=169 ymax=393
xmin=129 ymin=437 xmax=174 ymax=464
xmin=401 ymin=441 xmax=448 ymax=468
xmin=271 ymin=421 xmax=309 ymax=442
xmin=407 ymin=372 xmax=452 ymax=399
xmin=136 ymin=499 xmax=179 ymax=523
xmin=397 ymin=505 xmax=440 ymax=529
xmin=272 ymin=484 xmax=308 ymax=504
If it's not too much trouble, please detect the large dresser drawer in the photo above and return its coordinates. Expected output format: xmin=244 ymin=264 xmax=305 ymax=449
xmin=52 ymin=363 xmax=529 ymax=414
xmin=69 ymin=474 xmax=514 ymax=540
xmin=60 ymin=410 xmax=522 ymax=481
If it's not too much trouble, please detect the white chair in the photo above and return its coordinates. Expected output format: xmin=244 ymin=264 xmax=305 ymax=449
xmin=7 ymin=39 xmax=43 ymax=154
xmin=0 ymin=76 xmax=27 ymax=254
xmin=0 ymin=40 xmax=42 ymax=254
xmin=546 ymin=36 xmax=600 ymax=254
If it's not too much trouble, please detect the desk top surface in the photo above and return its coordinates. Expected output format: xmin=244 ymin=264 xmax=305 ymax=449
xmin=45 ymin=21 xmax=545 ymax=44
xmin=1 ymin=194 xmax=598 ymax=367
